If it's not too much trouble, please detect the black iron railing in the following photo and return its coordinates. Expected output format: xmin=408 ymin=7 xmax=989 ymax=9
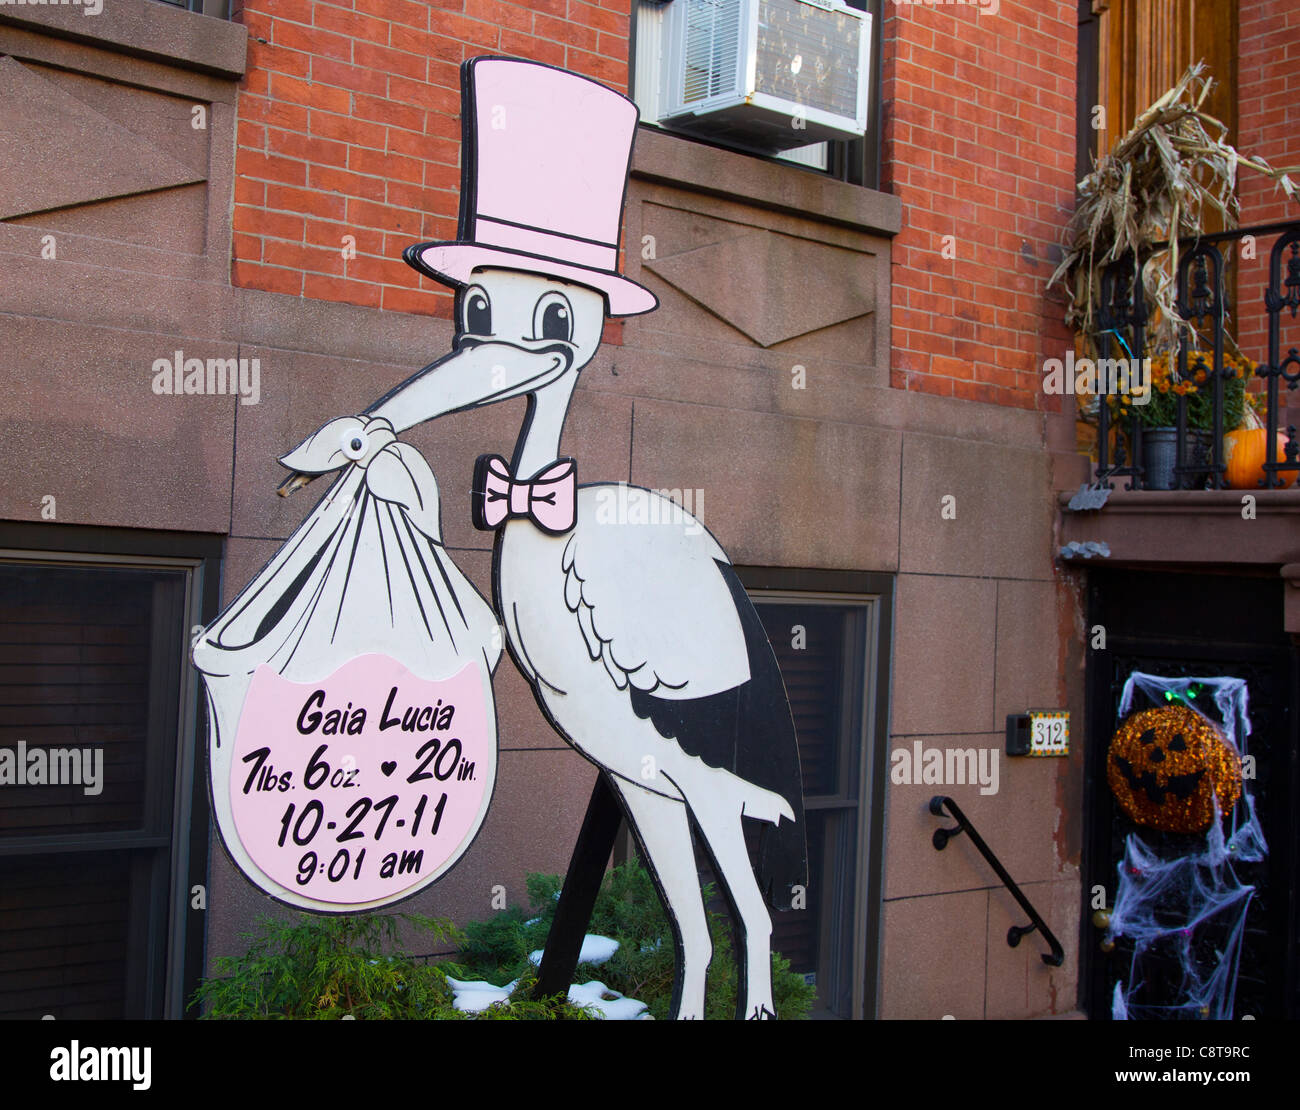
xmin=929 ymin=796 xmax=1066 ymax=967
xmin=1092 ymin=220 xmax=1300 ymax=491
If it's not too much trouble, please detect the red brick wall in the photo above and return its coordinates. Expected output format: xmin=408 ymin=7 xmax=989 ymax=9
xmin=882 ymin=1 xmax=1078 ymax=411
xmin=229 ymin=0 xmax=631 ymax=317
xmin=1235 ymin=0 xmax=1300 ymax=363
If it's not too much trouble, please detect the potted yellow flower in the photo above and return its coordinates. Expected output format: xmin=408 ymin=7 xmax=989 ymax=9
xmin=1108 ymin=351 xmax=1248 ymax=489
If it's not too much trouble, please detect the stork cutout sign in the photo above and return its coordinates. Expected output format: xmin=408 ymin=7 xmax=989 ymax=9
xmin=194 ymin=57 xmax=807 ymax=1019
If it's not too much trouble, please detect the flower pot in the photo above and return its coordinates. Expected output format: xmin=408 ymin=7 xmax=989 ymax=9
xmin=1140 ymin=428 xmax=1178 ymax=490
xmin=1140 ymin=428 xmax=1212 ymax=490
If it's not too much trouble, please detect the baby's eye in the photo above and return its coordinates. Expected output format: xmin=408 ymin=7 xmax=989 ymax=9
xmin=340 ymin=428 xmax=368 ymax=461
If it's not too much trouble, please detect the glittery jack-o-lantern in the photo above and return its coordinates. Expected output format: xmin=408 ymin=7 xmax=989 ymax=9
xmin=1107 ymin=705 xmax=1242 ymax=833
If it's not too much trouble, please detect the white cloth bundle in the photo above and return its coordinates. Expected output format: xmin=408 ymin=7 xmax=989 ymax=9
xmin=196 ymin=415 xmax=500 ymax=696
xmin=194 ymin=416 xmax=501 ymax=912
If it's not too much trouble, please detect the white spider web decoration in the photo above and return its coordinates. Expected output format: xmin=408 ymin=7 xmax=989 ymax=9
xmin=1106 ymin=672 xmax=1267 ymax=1020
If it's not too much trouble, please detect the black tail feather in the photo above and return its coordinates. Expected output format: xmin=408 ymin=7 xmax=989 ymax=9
xmin=628 ymin=560 xmax=808 ymax=909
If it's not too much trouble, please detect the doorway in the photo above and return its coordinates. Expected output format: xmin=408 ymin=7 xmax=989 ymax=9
xmin=1083 ymin=569 xmax=1299 ymax=1019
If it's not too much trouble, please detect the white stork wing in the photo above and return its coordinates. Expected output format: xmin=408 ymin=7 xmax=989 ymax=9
xmin=562 ymin=485 xmax=750 ymax=698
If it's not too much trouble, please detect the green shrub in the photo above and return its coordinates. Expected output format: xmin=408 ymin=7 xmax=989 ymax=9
xmin=193 ymin=860 xmax=815 ymax=1020
xmin=192 ymin=912 xmax=466 ymax=1019
xmin=449 ymin=861 xmax=816 ymax=1020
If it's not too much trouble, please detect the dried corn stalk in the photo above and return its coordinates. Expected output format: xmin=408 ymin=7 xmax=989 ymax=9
xmin=1050 ymin=62 xmax=1299 ymax=355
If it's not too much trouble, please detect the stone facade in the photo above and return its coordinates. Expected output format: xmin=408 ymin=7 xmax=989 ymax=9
xmin=6 ymin=0 xmax=1292 ymax=1022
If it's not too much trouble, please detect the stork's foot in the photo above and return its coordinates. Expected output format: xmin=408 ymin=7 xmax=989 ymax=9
xmin=669 ymin=994 xmax=707 ymax=1021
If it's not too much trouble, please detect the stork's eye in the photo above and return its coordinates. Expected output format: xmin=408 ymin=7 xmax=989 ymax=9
xmin=533 ymin=292 xmax=574 ymax=343
xmin=462 ymin=286 xmax=492 ymax=336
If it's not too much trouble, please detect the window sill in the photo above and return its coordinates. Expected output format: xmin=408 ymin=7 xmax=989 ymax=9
xmin=0 ymin=0 xmax=246 ymax=80
xmin=631 ymin=125 xmax=901 ymax=239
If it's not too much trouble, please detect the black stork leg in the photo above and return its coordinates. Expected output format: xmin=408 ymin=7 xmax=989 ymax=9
xmin=532 ymin=772 xmax=625 ymax=1002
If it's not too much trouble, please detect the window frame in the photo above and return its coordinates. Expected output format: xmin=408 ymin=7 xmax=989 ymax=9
xmin=149 ymin=0 xmax=229 ymax=16
xmin=0 ymin=523 xmax=222 ymax=1019
xmin=737 ymin=565 xmax=893 ymax=1020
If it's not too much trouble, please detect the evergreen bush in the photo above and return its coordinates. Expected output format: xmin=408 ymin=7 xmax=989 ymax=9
xmin=193 ymin=860 xmax=815 ymax=1020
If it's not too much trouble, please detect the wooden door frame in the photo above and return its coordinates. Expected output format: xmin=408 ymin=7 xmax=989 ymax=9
xmin=1081 ymin=570 xmax=1299 ymax=1019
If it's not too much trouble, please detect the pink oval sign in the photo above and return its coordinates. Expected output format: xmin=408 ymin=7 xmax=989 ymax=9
xmin=230 ymin=655 xmax=494 ymax=906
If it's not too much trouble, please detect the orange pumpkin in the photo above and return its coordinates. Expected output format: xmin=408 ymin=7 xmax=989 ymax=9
xmin=1223 ymin=428 xmax=1296 ymax=490
xmin=1107 ymin=706 xmax=1241 ymax=833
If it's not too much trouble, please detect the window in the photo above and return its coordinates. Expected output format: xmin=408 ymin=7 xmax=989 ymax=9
xmin=632 ymin=0 xmax=883 ymax=190
xmin=151 ymin=0 xmax=230 ymax=16
xmin=618 ymin=567 xmax=892 ymax=1017
xmin=741 ymin=568 xmax=892 ymax=1019
xmin=0 ymin=527 xmax=219 ymax=1019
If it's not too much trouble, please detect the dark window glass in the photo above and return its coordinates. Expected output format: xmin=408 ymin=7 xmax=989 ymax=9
xmin=0 ymin=854 xmax=135 ymax=1020
xmin=0 ymin=566 xmax=179 ymax=837
xmin=754 ymin=601 xmax=868 ymax=1018
xmin=690 ymin=594 xmax=878 ymax=1019
xmin=0 ymin=561 xmax=190 ymax=1019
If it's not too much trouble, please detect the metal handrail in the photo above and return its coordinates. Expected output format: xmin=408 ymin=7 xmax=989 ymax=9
xmin=928 ymin=795 xmax=1066 ymax=968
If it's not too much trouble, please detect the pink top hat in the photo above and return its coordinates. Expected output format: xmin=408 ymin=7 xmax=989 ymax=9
xmin=403 ymin=57 xmax=658 ymax=318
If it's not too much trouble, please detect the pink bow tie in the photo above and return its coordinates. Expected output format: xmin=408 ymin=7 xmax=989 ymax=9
xmin=472 ymin=454 xmax=577 ymax=535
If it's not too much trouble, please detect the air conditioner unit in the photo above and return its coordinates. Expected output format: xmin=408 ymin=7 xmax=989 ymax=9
xmin=657 ymin=0 xmax=872 ymax=154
